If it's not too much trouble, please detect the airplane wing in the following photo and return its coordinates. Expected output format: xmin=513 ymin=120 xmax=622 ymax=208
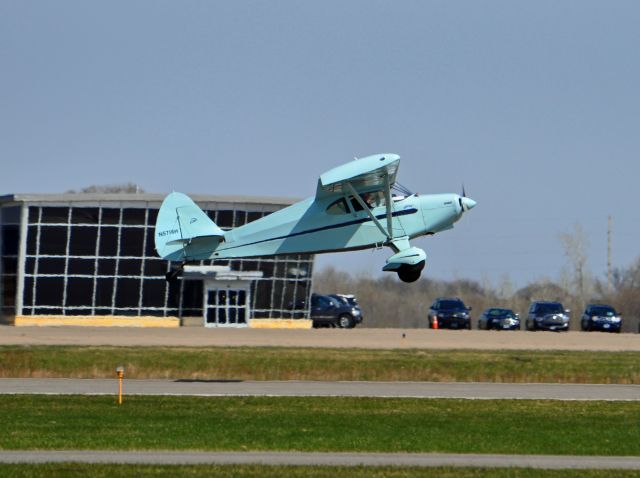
xmin=315 ymin=154 xmax=400 ymax=199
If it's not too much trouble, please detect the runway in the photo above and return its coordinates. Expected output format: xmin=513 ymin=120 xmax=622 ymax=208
xmin=0 ymin=450 xmax=639 ymax=469
xmin=1 ymin=378 xmax=639 ymax=400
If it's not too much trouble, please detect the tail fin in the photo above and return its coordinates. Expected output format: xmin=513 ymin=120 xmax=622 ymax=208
xmin=155 ymin=192 xmax=225 ymax=261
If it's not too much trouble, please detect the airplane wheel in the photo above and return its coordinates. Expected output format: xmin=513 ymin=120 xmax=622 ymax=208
xmin=398 ymin=268 xmax=421 ymax=283
xmin=397 ymin=262 xmax=424 ymax=283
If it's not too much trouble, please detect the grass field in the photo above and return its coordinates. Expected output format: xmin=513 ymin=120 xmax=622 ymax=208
xmin=1 ymin=395 xmax=639 ymax=455
xmin=1 ymin=464 xmax=640 ymax=478
xmin=1 ymin=346 xmax=640 ymax=383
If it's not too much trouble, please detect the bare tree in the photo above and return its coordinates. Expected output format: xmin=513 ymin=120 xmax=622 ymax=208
xmin=66 ymin=182 xmax=145 ymax=194
xmin=559 ymin=223 xmax=592 ymax=302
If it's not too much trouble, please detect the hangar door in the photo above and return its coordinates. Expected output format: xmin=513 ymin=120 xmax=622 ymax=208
xmin=203 ymin=280 xmax=251 ymax=328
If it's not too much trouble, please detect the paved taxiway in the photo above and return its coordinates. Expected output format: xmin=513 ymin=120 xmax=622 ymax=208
xmin=1 ymin=450 xmax=639 ymax=469
xmin=1 ymin=378 xmax=639 ymax=400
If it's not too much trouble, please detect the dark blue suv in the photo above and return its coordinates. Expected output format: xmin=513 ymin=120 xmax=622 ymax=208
xmin=310 ymin=293 xmax=363 ymax=328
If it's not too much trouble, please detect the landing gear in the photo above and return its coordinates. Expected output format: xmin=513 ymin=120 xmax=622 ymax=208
xmin=397 ymin=261 xmax=425 ymax=283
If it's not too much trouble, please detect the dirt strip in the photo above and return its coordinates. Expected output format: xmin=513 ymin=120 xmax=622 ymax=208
xmin=1 ymin=326 xmax=638 ymax=351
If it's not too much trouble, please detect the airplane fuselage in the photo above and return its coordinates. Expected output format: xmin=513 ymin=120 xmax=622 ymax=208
xmin=180 ymin=192 xmax=467 ymax=261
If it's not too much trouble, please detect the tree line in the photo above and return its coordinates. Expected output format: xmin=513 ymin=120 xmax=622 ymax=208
xmin=314 ymin=223 xmax=639 ymax=331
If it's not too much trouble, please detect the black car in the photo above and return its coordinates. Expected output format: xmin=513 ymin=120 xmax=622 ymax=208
xmin=310 ymin=293 xmax=363 ymax=328
xmin=525 ymin=301 xmax=570 ymax=331
xmin=580 ymin=304 xmax=622 ymax=333
xmin=428 ymin=298 xmax=472 ymax=329
xmin=477 ymin=308 xmax=520 ymax=330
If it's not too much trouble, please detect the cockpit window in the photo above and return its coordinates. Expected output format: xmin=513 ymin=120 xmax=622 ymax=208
xmin=348 ymin=191 xmax=387 ymax=212
xmin=326 ymin=198 xmax=348 ymax=215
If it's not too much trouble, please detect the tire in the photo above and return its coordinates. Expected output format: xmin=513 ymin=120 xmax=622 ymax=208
xmin=338 ymin=314 xmax=355 ymax=329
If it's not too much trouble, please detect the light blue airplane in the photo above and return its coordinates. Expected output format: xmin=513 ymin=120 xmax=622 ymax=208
xmin=155 ymin=154 xmax=476 ymax=283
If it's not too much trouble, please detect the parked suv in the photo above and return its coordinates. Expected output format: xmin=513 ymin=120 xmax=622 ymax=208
xmin=310 ymin=293 xmax=363 ymax=328
xmin=428 ymin=298 xmax=472 ymax=329
xmin=580 ymin=304 xmax=622 ymax=332
xmin=526 ymin=301 xmax=570 ymax=331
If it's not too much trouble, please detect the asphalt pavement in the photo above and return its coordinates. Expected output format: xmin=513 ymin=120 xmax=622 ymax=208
xmin=1 ymin=450 xmax=639 ymax=468
xmin=1 ymin=378 xmax=639 ymax=400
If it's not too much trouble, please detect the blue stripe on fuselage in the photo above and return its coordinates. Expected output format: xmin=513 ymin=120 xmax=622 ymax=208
xmin=217 ymin=207 xmax=418 ymax=253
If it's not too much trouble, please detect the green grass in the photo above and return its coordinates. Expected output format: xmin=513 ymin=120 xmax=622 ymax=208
xmin=1 ymin=465 xmax=640 ymax=478
xmin=1 ymin=395 xmax=639 ymax=455
xmin=1 ymin=346 xmax=640 ymax=383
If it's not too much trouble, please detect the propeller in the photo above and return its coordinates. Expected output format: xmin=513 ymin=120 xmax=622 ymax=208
xmin=458 ymin=184 xmax=476 ymax=212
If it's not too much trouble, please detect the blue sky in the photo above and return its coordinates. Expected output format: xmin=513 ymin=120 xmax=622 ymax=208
xmin=1 ymin=1 xmax=639 ymax=287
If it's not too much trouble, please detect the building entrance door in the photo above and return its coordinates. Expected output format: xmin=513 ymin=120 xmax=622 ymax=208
xmin=204 ymin=287 xmax=248 ymax=327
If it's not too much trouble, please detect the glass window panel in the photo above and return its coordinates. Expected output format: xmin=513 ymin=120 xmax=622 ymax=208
xmin=35 ymin=277 xmax=64 ymax=306
xmin=40 ymin=207 xmax=69 ymax=224
xmin=25 ymin=257 xmax=36 ymax=275
xmin=141 ymin=279 xmax=166 ymax=308
xmin=115 ymin=278 xmax=140 ymax=308
xmin=23 ymin=277 xmax=34 ymax=307
xmin=2 ymin=257 xmax=17 ymax=275
xmin=37 ymin=257 xmax=66 ymax=275
xmin=67 ymin=258 xmax=96 ymax=276
xmin=1 ymin=206 xmax=21 ymax=224
xmin=217 ymin=210 xmax=233 ymax=228
xmin=166 ymin=280 xmax=181 ymax=308
xmin=234 ymin=210 xmax=246 ymax=227
xmin=26 ymin=225 xmax=38 ymax=255
xmin=229 ymin=260 xmax=241 ymax=271
xmin=247 ymin=211 xmax=262 ymax=223
xmin=119 ymin=228 xmax=144 ymax=257
xmin=259 ymin=261 xmax=275 ymax=278
xmin=282 ymin=281 xmax=297 ymax=310
xmin=97 ymin=259 xmax=116 ymax=276
xmin=144 ymin=229 xmax=156 ymax=257
xmin=1 ymin=225 xmax=20 ymax=255
xmin=181 ymin=281 xmax=202 ymax=309
xmin=118 ymin=259 xmax=142 ymax=276
xmin=65 ymin=278 xmax=94 ymax=307
xmin=39 ymin=226 xmax=68 ymax=255
xmin=147 ymin=209 xmax=158 ymax=225
xmin=271 ymin=281 xmax=284 ymax=313
xmin=143 ymin=259 xmax=167 ymax=277
xmin=240 ymin=260 xmax=259 ymax=271
xmin=2 ymin=275 xmax=16 ymax=307
xmin=94 ymin=308 xmax=112 ymax=316
xmin=140 ymin=309 xmax=164 ymax=317
xmin=122 ymin=208 xmax=146 ymax=226
xmin=98 ymin=227 xmax=118 ymax=256
xmin=27 ymin=206 xmax=40 ymax=224
xmin=95 ymin=278 xmax=114 ymax=307
xmin=65 ymin=308 xmax=92 ymax=316
xmin=21 ymin=307 xmax=33 ymax=316
xmin=68 ymin=226 xmax=98 ymax=256
xmin=101 ymin=208 xmax=121 ymax=225
xmin=34 ymin=307 xmax=62 ymax=315
xmin=117 ymin=308 xmax=138 ymax=317
xmin=71 ymin=208 xmax=100 ymax=225
xmin=253 ymin=280 xmax=272 ymax=310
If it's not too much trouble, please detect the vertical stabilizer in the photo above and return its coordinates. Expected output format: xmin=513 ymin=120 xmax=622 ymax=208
xmin=155 ymin=192 xmax=224 ymax=261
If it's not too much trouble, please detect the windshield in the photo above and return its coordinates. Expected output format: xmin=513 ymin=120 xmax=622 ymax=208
xmin=590 ymin=306 xmax=616 ymax=316
xmin=536 ymin=303 xmax=564 ymax=314
xmin=488 ymin=308 xmax=514 ymax=317
xmin=440 ymin=300 xmax=465 ymax=310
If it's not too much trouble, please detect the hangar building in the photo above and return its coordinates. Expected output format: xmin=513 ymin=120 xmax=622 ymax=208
xmin=0 ymin=193 xmax=314 ymax=327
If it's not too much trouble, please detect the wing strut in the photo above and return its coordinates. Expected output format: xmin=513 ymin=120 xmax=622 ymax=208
xmin=344 ymin=181 xmax=395 ymax=242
